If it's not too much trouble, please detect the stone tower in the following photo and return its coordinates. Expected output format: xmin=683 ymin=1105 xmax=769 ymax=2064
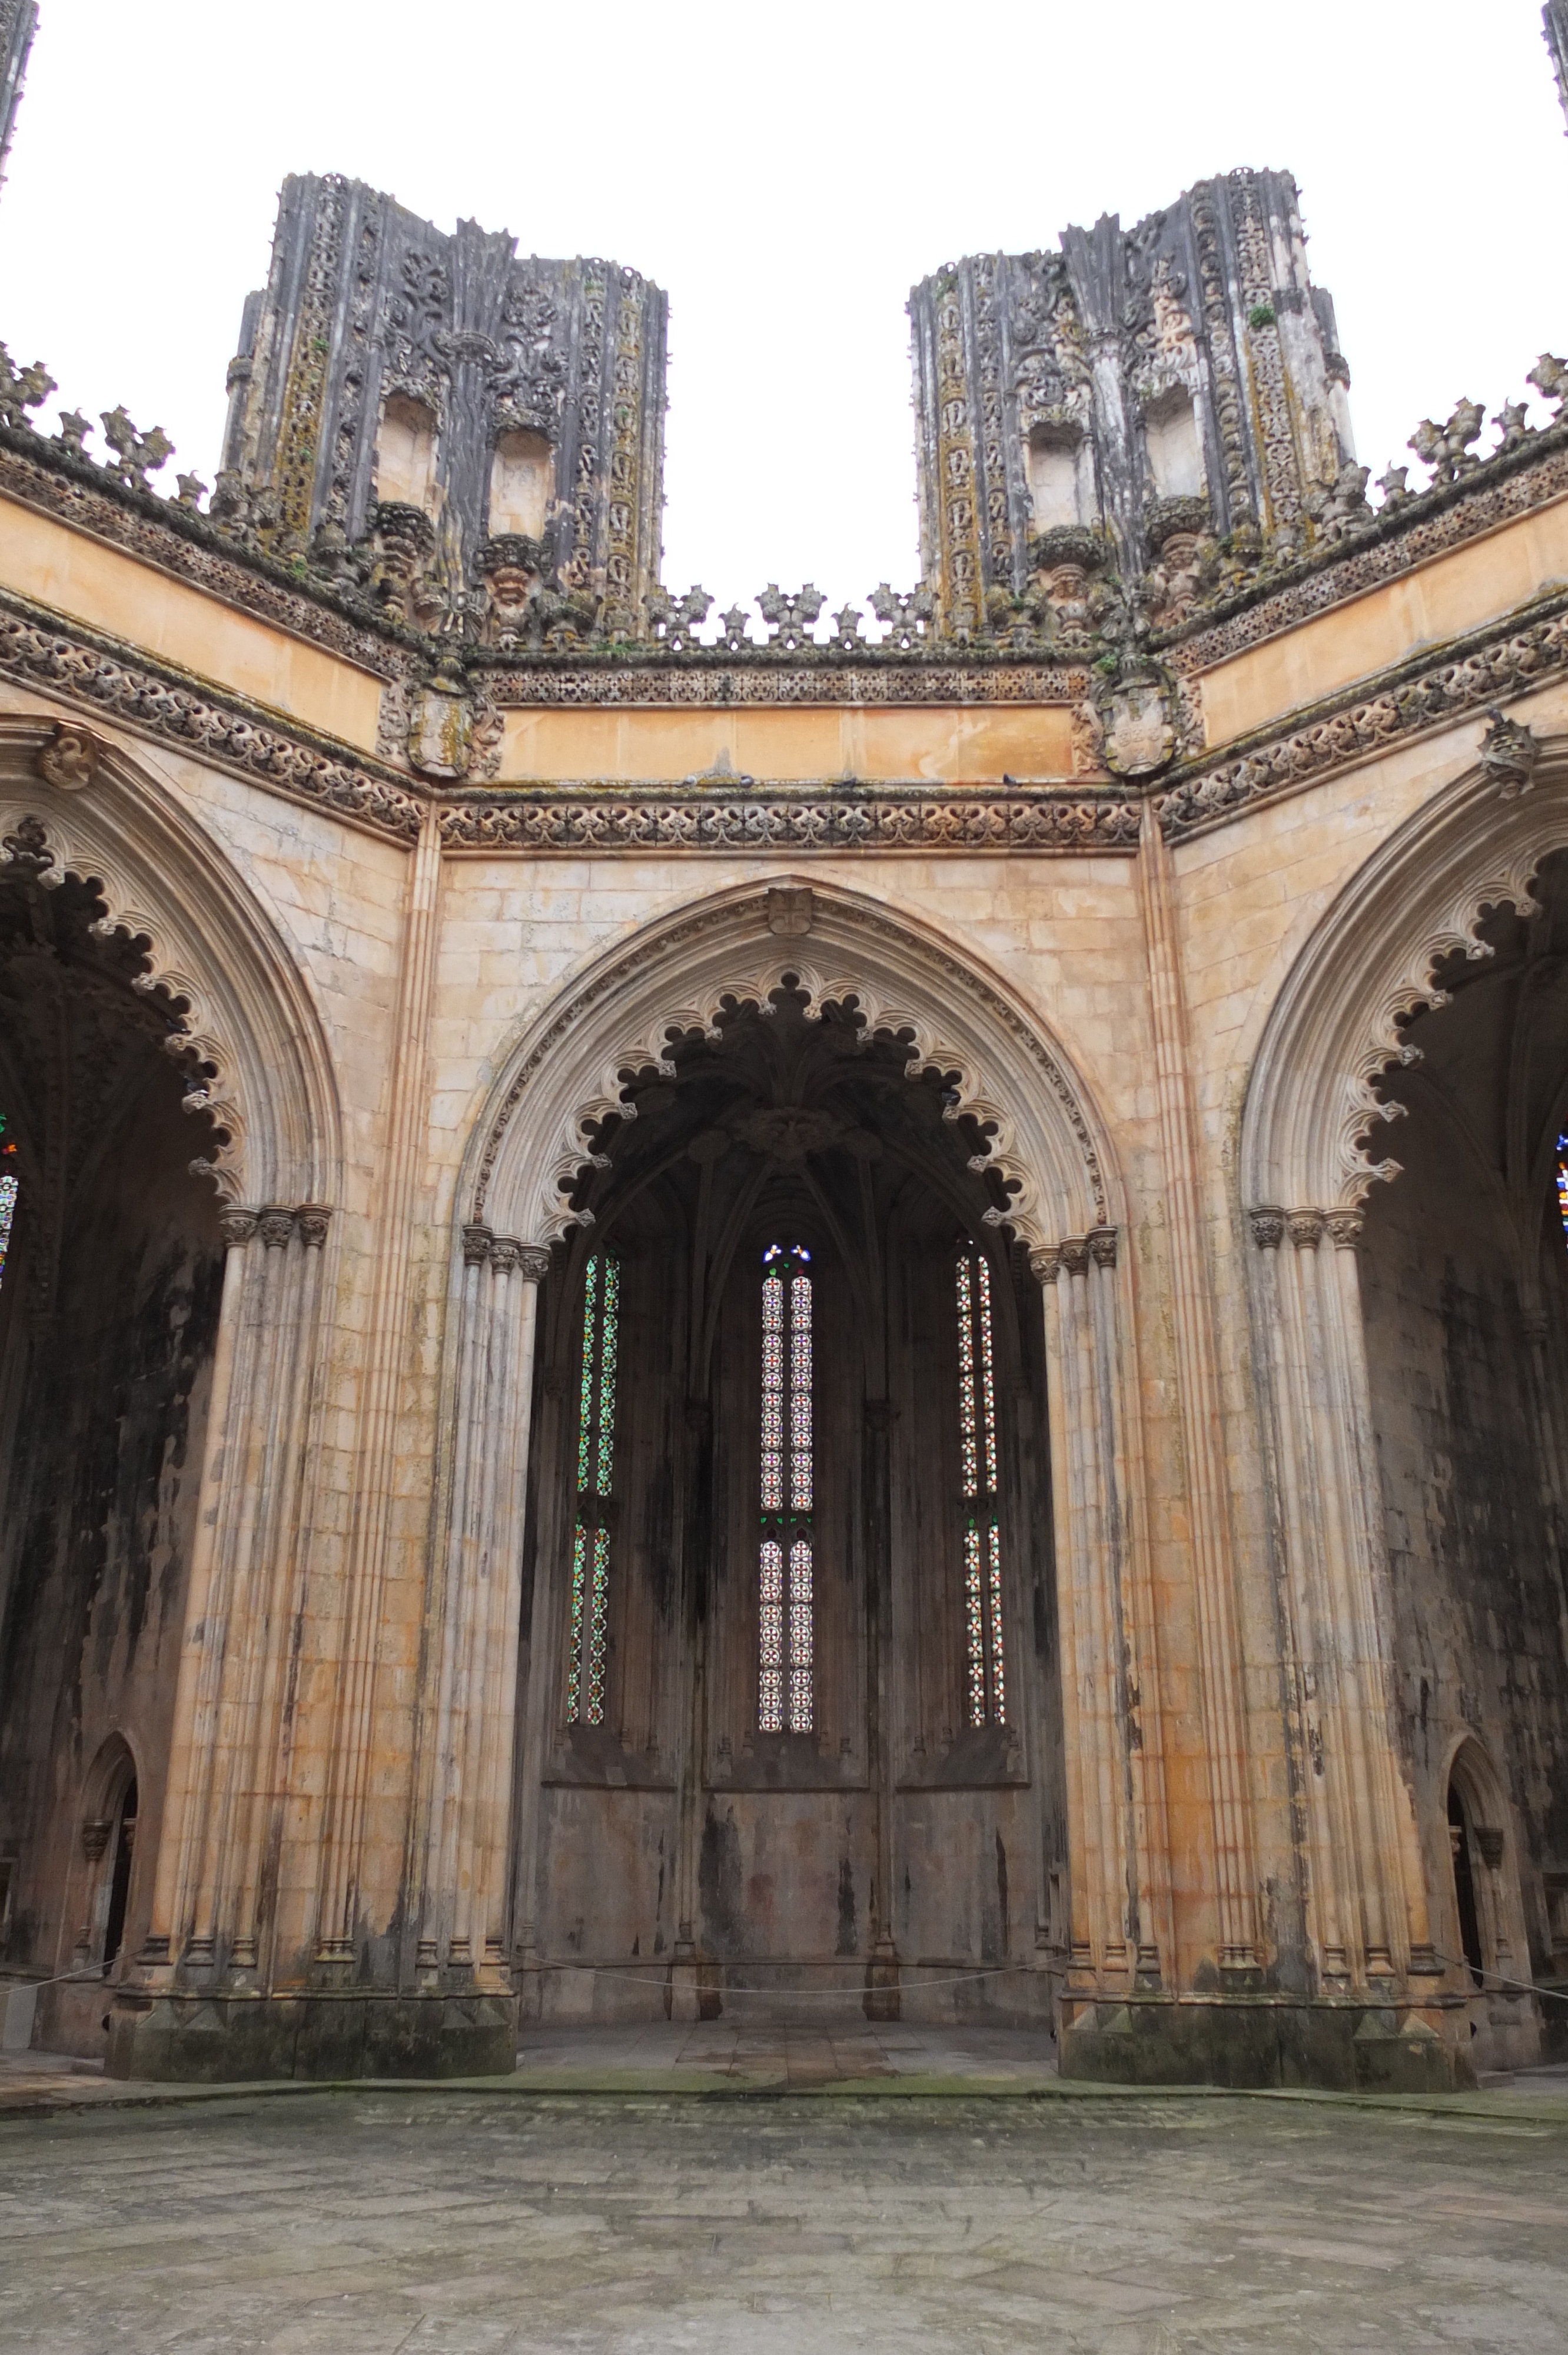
xmin=218 ymin=174 xmax=668 ymax=636
xmin=0 ymin=0 xmax=36 ymax=196
xmin=909 ymin=169 xmax=1354 ymax=636
xmin=1547 ymin=1 xmax=1568 ymax=130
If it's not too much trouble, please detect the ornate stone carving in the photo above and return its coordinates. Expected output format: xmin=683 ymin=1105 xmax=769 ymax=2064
xmin=218 ymin=1208 xmax=261 ymax=1251
xmin=1059 ymin=1238 xmax=1091 ymax=1276
xmin=1288 ymin=1210 xmax=1325 ymax=1249
xmin=1 ymin=808 xmax=54 ymax=878
xmin=1248 ymin=1206 xmax=1285 ymax=1251
xmin=440 ymin=791 xmax=1141 ymax=857
xmin=1087 ymin=1226 xmax=1119 ymax=1268
xmin=470 ymin=884 xmax=1111 ymax=1251
xmin=515 ymin=1245 xmax=553 ymax=1285
xmin=0 ymin=596 xmax=425 ymax=843
xmin=462 ymin=1223 xmax=493 ymax=1267
xmin=33 ymin=719 xmax=98 ymax=791
xmin=1029 ymin=1246 xmax=1062 ymax=1285
xmin=1478 ymin=706 xmax=1542 ymax=797
xmin=1326 ymin=1209 xmax=1364 ymax=1250
xmin=1162 ymin=592 xmax=1568 ymax=840
xmin=258 ymin=1208 xmax=296 ymax=1251
xmin=295 ymin=1203 xmax=333 ymax=1250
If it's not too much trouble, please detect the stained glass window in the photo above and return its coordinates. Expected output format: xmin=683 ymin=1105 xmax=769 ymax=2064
xmin=1557 ymin=1133 xmax=1568 ymax=1241
xmin=759 ymin=1242 xmax=813 ymax=1732
xmin=956 ymin=1247 xmax=1006 ymax=1726
xmin=564 ymin=1250 xmax=620 ymax=1726
xmin=0 ymin=1115 xmax=16 ymax=1296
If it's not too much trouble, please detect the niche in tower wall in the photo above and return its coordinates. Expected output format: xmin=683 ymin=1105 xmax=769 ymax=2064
xmin=514 ymin=983 xmax=1061 ymax=2011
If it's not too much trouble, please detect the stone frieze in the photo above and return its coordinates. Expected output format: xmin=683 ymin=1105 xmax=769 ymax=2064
xmin=440 ymin=791 xmax=1141 ymax=854
xmin=0 ymin=595 xmax=424 ymax=841
xmin=1162 ymin=589 xmax=1568 ymax=838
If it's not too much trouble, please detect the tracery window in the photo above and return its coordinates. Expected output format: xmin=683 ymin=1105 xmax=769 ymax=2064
xmin=956 ymin=1246 xmax=1006 ymax=1726
xmin=0 ymin=1114 xmax=16 ymax=1295
xmin=564 ymin=1251 xmax=620 ymax=1726
xmin=759 ymin=1242 xmax=814 ymax=1733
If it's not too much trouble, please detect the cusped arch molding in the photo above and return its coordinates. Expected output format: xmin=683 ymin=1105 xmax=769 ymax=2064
xmin=0 ymin=717 xmax=341 ymax=1208
xmin=467 ymin=875 xmax=1119 ymax=1255
xmin=1243 ymin=732 xmax=1568 ymax=1216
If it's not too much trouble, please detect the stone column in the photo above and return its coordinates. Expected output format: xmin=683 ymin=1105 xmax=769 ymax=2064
xmin=314 ymin=805 xmax=443 ymax=1972
xmin=132 ymin=1202 xmax=334 ymax=1987
xmin=1138 ymin=800 xmax=1259 ymax=1975
xmin=1032 ymin=1229 xmax=1163 ymax=1992
xmin=421 ymin=1228 xmax=549 ymax=1986
xmin=1248 ymin=1203 xmax=1438 ymax=1991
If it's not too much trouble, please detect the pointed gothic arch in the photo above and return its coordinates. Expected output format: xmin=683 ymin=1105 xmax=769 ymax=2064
xmin=418 ymin=875 xmax=1166 ymax=2014
xmin=0 ymin=715 xmax=343 ymax=1208
xmin=466 ymin=874 xmax=1119 ymax=1255
xmin=1240 ymin=728 xmax=1568 ymax=2019
xmin=0 ymin=715 xmax=347 ymax=2039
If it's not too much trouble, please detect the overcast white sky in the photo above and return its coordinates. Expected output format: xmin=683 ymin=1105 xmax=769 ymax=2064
xmin=0 ymin=1 xmax=1564 ymax=623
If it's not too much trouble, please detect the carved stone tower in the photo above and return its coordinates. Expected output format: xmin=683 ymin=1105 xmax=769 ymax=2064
xmin=219 ymin=174 xmax=668 ymax=635
xmin=1547 ymin=1 xmax=1568 ymax=131
xmin=909 ymin=169 xmax=1354 ymax=636
xmin=0 ymin=0 xmax=36 ymax=196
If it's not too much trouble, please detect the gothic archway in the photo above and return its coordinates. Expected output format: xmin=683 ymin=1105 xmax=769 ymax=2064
xmin=0 ymin=719 xmax=344 ymax=2056
xmin=418 ymin=877 xmax=1166 ymax=2022
xmin=1241 ymin=726 xmax=1568 ymax=2044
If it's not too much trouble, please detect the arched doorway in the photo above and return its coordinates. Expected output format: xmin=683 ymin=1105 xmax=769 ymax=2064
xmin=425 ymin=878 xmax=1157 ymax=2028
xmin=517 ymin=976 xmax=1056 ymax=2012
xmin=0 ymin=843 xmax=225 ymax=2057
xmin=0 ymin=727 xmax=343 ymax=2074
xmin=1243 ymin=738 xmax=1568 ymax=2066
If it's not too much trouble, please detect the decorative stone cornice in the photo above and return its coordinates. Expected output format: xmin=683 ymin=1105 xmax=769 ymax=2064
xmin=1161 ymin=588 xmax=1568 ymax=840
xmin=480 ymin=661 xmax=1089 ymax=709
xmin=440 ymin=790 xmax=1141 ymax=856
xmin=1164 ymin=429 xmax=1568 ymax=679
xmin=0 ymin=592 xmax=425 ymax=843
xmin=0 ymin=427 xmax=414 ymax=679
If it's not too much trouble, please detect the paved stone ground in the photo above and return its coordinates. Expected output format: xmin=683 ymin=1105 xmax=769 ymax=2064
xmin=4 ymin=2071 xmax=1568 ymax=2354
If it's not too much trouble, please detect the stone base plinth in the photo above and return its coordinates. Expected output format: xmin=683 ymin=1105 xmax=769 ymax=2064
xmin=106 ymin=1990 xmax=518 ymax=2082
xmin=1059 ymin=1995 xmax=1475 ymax=2092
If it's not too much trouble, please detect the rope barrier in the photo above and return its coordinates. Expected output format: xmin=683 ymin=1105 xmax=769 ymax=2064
xmin=1429 ymin=1948 xmax=1568 ymax=2004
xmin=529 ymin=1958 xmax=1042 ymax=1997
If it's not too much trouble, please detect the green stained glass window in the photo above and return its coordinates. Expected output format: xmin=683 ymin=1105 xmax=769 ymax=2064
xmin=956 ymin=1248 xmax=1005 ymax=1727
xmin=565 ymin=1251 xmax=620 ymax=1726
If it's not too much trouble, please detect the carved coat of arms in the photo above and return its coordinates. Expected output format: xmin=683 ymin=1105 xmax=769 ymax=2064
xmin=1098 ymin=679 xmax=1176 ymax=779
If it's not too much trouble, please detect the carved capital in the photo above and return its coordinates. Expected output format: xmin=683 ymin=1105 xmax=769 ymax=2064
xmin=295 ymin=1203 xmax=333 ymax=1251
xmin=1326 ymin=1209 xmax=1364 ymax=1251
xmin=1475 ymin=1825 xmax=1505 ymax=1871
xmin=1288 ymin=1209 xmax=1325 ymax=1251
xmin=218 ymin=1208 xmax=261 ymax=1252
xmin=1028 ymin=1246 xmax=1062 ymax=1286
xmin=514 ymin=1244 xmax=552 ymax=1285
xmin=1087 ymin=1224 xmax=1118 ymax=1269
xmin=1249 ymin=1206 xmax=1285 ymax=1251
xmin=1060 ymin=1237 xmax=1091 ymax=1277
xmin=258 ymin=1207 xmax=295 ymax=1251
xmin=489 ymin=1235 xmax=523 ymax=1276
xmin=462 ymin=1223 xmax=494 ymax=1268
xmin=34 ymin=719 xmax=100 ymax=792
xmin=81 ymin=1818 xmax=112 ymax=1864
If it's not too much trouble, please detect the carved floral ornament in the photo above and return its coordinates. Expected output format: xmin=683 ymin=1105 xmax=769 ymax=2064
xmin=0 ymin=721 xmax=343 ymax=1213
xmin=464 ymin=880 xmax=1118 ymax=1258
xmin=1241 ymin=729 xmax=1568 ymax=1222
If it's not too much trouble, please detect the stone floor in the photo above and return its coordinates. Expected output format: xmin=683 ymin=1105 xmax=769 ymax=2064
xmin=3 ymin=2055 xmax=1568 ymax=2352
